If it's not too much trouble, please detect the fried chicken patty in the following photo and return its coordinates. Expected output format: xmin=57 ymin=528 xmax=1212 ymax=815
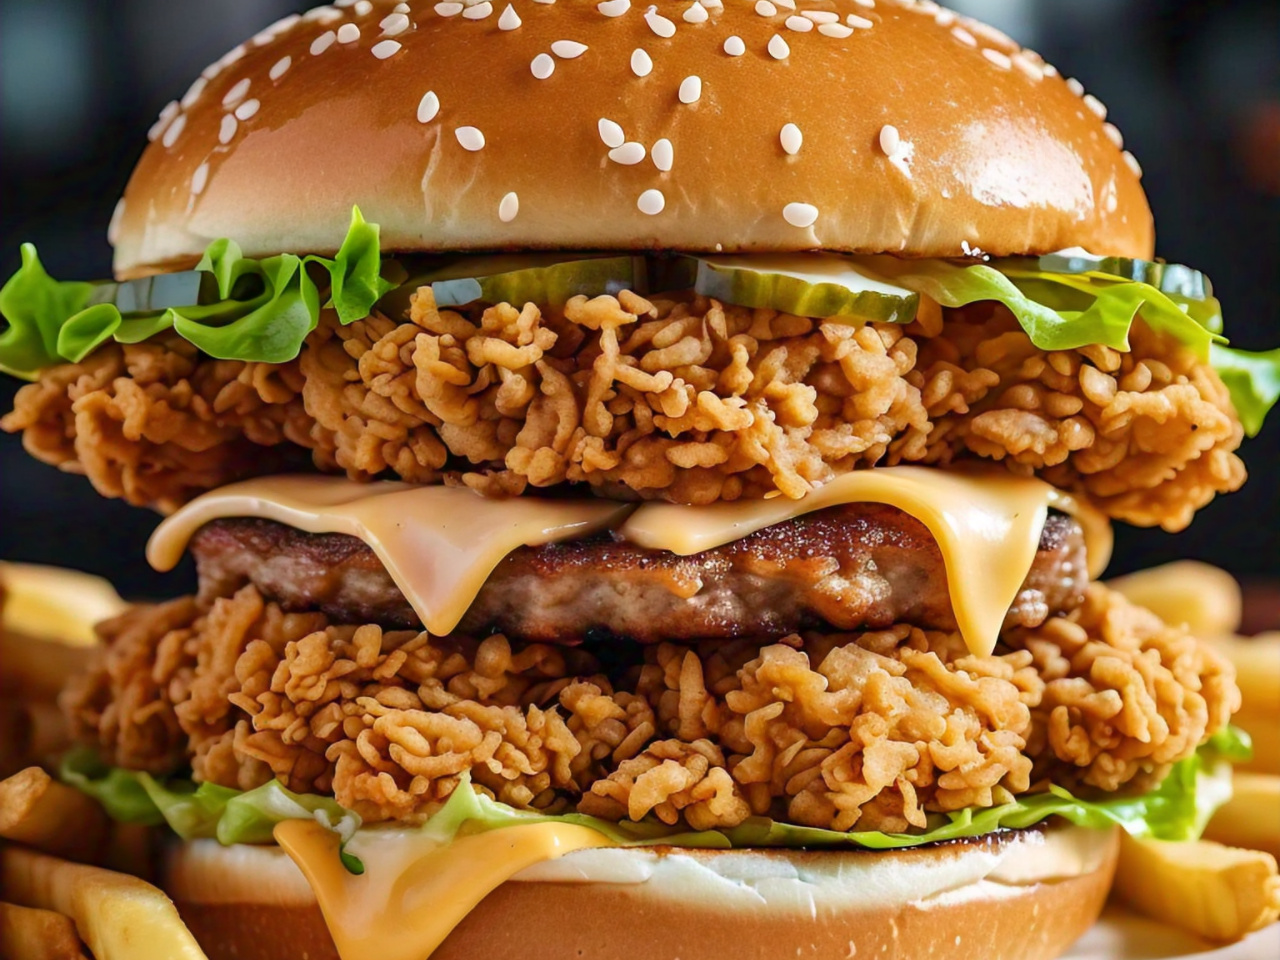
xmin=190 ymin=504 xmax=1088 ymax=643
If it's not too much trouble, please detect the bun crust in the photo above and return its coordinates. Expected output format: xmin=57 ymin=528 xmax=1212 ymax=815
xmin=114 ymin=0 xmax=1153 ymax=277
xmin=164 ymin=825 xmax=1120 ymax=960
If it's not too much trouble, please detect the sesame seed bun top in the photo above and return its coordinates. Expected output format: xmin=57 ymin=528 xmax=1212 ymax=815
xmin=111 ymin=0 xmax=1154 ymax=279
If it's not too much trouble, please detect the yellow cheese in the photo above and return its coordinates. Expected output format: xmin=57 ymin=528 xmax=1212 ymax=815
xmin=150 ymin=467 xmax=1111 ymax=657
xmin=273 ymin=819 xmax=612 ymax=960
xmin=148 ymin=476 xmax=631 ymax=637
xmin=621 ymin=465 xmax=1112 ymax=656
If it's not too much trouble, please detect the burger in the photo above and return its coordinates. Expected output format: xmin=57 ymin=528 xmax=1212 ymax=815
xmin=1 ymin=2 xmax=1276 ymax=959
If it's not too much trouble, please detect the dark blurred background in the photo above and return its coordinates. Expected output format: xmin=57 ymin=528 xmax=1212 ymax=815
xmin=0 ymin=0 xmax=1277 ymax=601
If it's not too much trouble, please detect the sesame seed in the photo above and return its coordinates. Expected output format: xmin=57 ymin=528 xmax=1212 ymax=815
xmin=982 ymin=48 xmax=1012 ymax=70
xmin=683 ymin=3 xmax=708 ymax=23
xmin=631 ymin=48 xmax=653 ymax=76
xmin=335 ymin=0 xmax=356 ymax=6
xmin=637 ymin=189 xmax=666 ymax=215
xmin=395 ymin=2 xmax=410 ymax=10
xmin=162 ymin=113 xmax=187 ymax=148
xmin=934 ymin=9 xmax=956 ymax=27
xmin=218 ymin=44 xmax=248 ymax=70
xmin=455 ymin=126 xmax=486 ymax=151
xmin=1012 ymin=53 xmax=1044 ymax=81
xmin=783 ymin=202 xmax=818 ymax=228
xmin=609 ymin=142 xmax=646 ymax=164
xmin=463 ymin=2 xmax=493 ymax=20
xmin=852 ymin=0 xmax=873 ymax=6
xmin=372 ymin=40 xmax=401 ymax=59
xmin=222 ymin=77 xmax=251 ymax=107
xmin=1123 ymin=151 xmax=1142 ymax=178
xmin=780 ymin=122 xmax=802 ymax=155
xmin=219 ymin=114 xmax=238 ymax=144
xmin=847 ymin=14 xmax=873 ymax=29
xmin=381 ymin=12 xmax=411 ymax=35
xmin=304 ymin=6 xmax=343 ymax=24
xmin=598 ymin=118 xmax=625 ymax=148
xmin=1066 ymin=77 xmax=1085 ymax=96
xmin=530 ymin=53 xmax=556 ymax=78
xmin=148 ymin=101 xmax=179 ymax=142
xmin=270 ymin=56 xmax=292 ymax=81
xmin=434 ymin=2 xmax=463 ymax=16
xmin=652 ymin=138 xmax=673 ymax=171
xmin=234 ymin=98 xmax=260 ymax=121
xmin=775 ymin=0 xmax=795 ymax=8
xmin=498 ymin=4 xmax=521 ymax=29
xmin=1103 ymin=123 xmax=1124 ymax=148
xmin=785 ymin=15 xmax=812 ymax=32
xmin=418 ymin=91 xmax=441 ymax=123
xmin=597 ymin=0 xmax=630 ymax=16
xmin=678 ymin=75 xmax=702 ymax=104
xmin=108 ymin=199 xmax=125 ymax=245
xmin=951 ymin=26 xmax=976 ymax=46
xmin=755 ymin=1 xmax=777 ymax=15
xmin=552 ymin=40 xmax=588 ymax=58
xmin=644 ymin=7 xmax=676 ymax=38
xmin=499 ymin=192 xmax=519 ymax=222
xmin=803 ymin=10 xmax=838 ymax=23
xmin=337 ymin=22 xmax=361 ymax=43
xmin=879 ymin=125 xmax=902 ymax=156
xmin=818 ymin=23 xmax=853 ymax=38
xmin=768 ymin=34 xmax=790 ymax=59
xmin=180 ymin=76 xmax=208 ymax=110
xmin=1083 ymin=93 xmax=1107 ymax=119
xmin=1043 ymin=63 xmax=1059 ymax=77
xmin=356 ymin=0 xmax=373 ymax=13
xmin=701 ymin=0 xmax=722 ymax=7
xmin=311 ymin=31 xmax=337 ymax=55
xmin=192 ymin=162 xmax=210 ymax=196
xmin=916 ymin=0 xmax=939 ymax=14
xmin=723 ymin=35 xmax=745 ymax=55
xmin=967 ymin=19 xmax=1015 ymax=51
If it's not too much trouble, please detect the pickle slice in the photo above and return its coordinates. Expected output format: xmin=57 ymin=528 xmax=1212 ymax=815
xmin=692 ymin=255 xmax=919 ymax=323
xmin=83 ymin=271 xmax=216 ymax=315
xmin=378 ymin=254 xmax=649 ymax=316
xmin=998 ymin=249 xmax=1212 ymax=300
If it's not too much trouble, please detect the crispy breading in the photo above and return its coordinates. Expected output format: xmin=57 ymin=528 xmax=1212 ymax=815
xmin=63 ymin=584 xmax=1238 ymax=833
xmin=4 ymin=293 xmax=1244 ymax=530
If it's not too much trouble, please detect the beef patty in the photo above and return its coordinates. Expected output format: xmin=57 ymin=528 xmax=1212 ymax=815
xmin=190 ymin=503 xmax=1088 ymax=643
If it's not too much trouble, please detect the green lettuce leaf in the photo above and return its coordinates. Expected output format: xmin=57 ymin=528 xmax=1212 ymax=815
xmin=1211 ymin=344 xmax=1280 ymax=437
xmin=61 ymin=727 xmax=1249 ymax=854
xmin=0 ymin=208 xmax=392 ymax=372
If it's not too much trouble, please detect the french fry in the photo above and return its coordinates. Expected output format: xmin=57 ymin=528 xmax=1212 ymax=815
xmin=1205 ymin=774 xmax=1280 ymax=861
xmin=1113 ymin=833 xmax=1280 ymax=942
xmin=0 ymin=769 xmax=108 ymax=863
xmin=0 ymin=901 xmax=88 ymax=960
xmin=0 ymin=562 xmax=124 ymax=648
xmin=1107 ymin=560 xmax=1243 ymax=636
xmin=0 ymin=702 xmax=32 ymax=781
xmin=0 ymin=630 xmax=96 ymax=702
xmin=0 ymin=846 xmax=208 ymax=960
xmin=1207 ymin=633 xmax=1280 ymax=774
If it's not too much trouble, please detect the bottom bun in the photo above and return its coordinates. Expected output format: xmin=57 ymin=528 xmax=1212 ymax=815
xmin=164 ymin=821 xmax=1119 ymax=960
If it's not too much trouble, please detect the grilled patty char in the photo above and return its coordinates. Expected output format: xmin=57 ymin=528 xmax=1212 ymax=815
xmin=190 ymin=503 xmax=1088 ymax=643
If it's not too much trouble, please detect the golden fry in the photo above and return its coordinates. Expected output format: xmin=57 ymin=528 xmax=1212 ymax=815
xmin=0 ymin=562 xmax=124 ymax=648
xmin=1113 ymin=834 xmax=1280 ymax=942
xmin=1205 ymin=774 xmax=1280 ymax=861
xmin=1208 ymin=633 xmax=1280 ymax=774
xmin=1107 ymin=560 xmax=1243 ymax=637
xmin=0 ymin=846 xmax=208 ymax=960
xmin=0 ymin=768 xmax=108 ymax=863
xmin=0 ymin=901 xmax=88 ymax=960
xmin=0 ymin=630 xmax=95 ymax=702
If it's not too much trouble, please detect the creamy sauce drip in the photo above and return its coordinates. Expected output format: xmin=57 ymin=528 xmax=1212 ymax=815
xmin=273 ymin=819 xmax=611 ymax=960
xmin=149 ymin=468 xmax=1112 ymax=657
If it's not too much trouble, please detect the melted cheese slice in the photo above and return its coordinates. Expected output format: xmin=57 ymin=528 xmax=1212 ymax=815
xmin=150 ymin=468 xmax=1111 ymax=657
xmin=621 ymin=465 xmax=1112 ymax=656
xmin=148 ymin=476 xmax=631 ymax=637
xmin=274 ymin=819 xmax=612 ymax=960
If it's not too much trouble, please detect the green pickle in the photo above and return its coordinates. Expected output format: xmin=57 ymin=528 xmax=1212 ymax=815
xmin=692 ymin=255 xmax=920 ymax=323
xmin=379 ymin=254 xmax=649 ymax=315
xmin=83 ymin=270 xmax=217 ymax=316
xmin=997 ymin=250 xmax=1212 ymax=301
